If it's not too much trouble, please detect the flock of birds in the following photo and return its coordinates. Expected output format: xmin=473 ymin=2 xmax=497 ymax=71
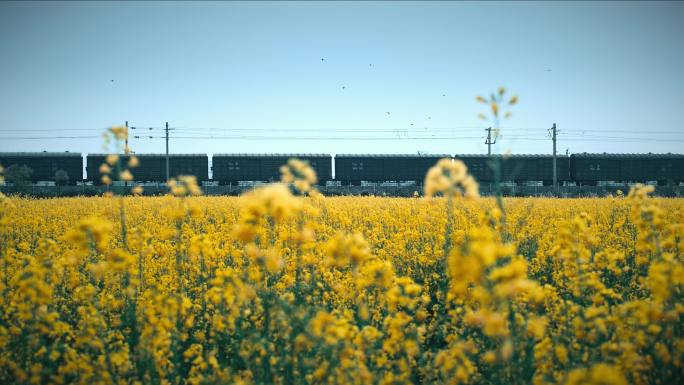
xmin=108 ymin=57 xmax=463 ymax=129
xmin=320 ymin=57 xmax=447 ymax=129
xmin=109 ymin=58 xmax=550 ymax=134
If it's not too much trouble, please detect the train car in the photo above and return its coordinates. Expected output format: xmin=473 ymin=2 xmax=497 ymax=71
xmin=170 ymin=154 xmax=209 ymax=182
xmin=455 ymin=155 xmax=494 ymax=183
xmin=616 ymin=154 xmax=684 ymax=185
xmin=334 ymin=154 xmax=450 ymax=184
xmin=571 ymin=153 xmax=684 ymax=185
xmin=501 ymin=155 xmax=570 ymax=185
xmin=0 ymin=152 xmax=83 ymax=184
xmin=334 ymin=155 xmax=383 ymax=184
xmin=86 ymin=154 xmax=208 ymax=183
xmin=212 ymin=154 xmax=332 ymax=183
xmin=456 ymin=154 xmax=570 ymax=184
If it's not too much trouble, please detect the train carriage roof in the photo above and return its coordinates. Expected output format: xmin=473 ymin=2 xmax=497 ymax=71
xmin=335 ymin=154 xmax=451 ymax=158
xmin=571 ymin=153 xmax=684 ymax=158
xmin=87 ymin=153 xmax=207 ymax=157
xmin=455 ymin=154 xmax=570 ymax=158
xmin=0 ymin=152 xmax=82 ymax=157
xmin=213 ymin=153 xmax=331 ymax=157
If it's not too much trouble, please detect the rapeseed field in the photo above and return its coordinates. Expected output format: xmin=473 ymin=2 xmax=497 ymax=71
xmin=0 ymin=157 xmax=682 ymax=385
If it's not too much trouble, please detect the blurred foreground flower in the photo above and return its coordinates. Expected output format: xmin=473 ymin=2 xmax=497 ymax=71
xmin=280 ymin=158 xmax=318 ymax=195
xmin=424 ymin=158 xmax=479 ymax=198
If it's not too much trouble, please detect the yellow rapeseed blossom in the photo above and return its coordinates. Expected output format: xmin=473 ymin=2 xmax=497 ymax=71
xmin=120 ymin=169 xmax=133 ymax=182
xmin=131 ymin=186 xmax=143 ymax=196
xmin=280 ymin=158 xmax=318 ymax=195
xmin=106 ymin=154 xmax=119 ymax=166
xmin=109 ymin=125 xmax=128 ymax=140
xmin=99 ymin=163 xmax=111 ymax=174
xmin=424 ymin=158 xmax=479 ymax=198
xmin=0 ymin=169 xmax=681 ymax=385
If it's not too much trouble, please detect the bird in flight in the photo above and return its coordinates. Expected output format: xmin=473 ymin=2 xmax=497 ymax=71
xmin=111 ymin=80 xmax=114 ymax=82
xmin=386 ymin=112 xmax=390 ymax=115
xmin=342 ymin=86 xmax=346 ymax=90
xmin=321 ymin=58 xmax=325 ymax=62
xmin=442 ymin=94 xmax=446 ymax=97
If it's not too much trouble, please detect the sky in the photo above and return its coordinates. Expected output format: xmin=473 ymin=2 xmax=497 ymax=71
xmin=1 ymin=1 xmax=683 ymax=159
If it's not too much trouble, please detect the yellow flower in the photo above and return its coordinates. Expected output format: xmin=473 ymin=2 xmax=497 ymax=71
xmin=526 ymin=316 xmax=548 ymax=340
xmin=109 ymin=125 xmax=128 ymax=140
xmin=120 ymin=169 xmax=133 ymax=182
xmin=168 ymin=175 xmax=203 ymax=196
xmin=280 ymin=158 xmax=318 ymax=194
xmin=555 ymin=345 xmax=568 ymax=364
xmin=491 ymin=102 xmax=498 ymax=117
xmin=424 ymin=158 xmax=479 ymax=198
xmin=325 ymin=232 xmax=370 ymax=268
xmin=99 ymin=163 xmax=111 ymax=174
xmin=2 ymin=161 xmax=682 ymax=385
xmin=565 ymin=364 xmax=628 ymax=385
xmin=131 ymin=186 xmax=143 ymax=195
xmin=106 ymin=154 xmax=119 ymax=166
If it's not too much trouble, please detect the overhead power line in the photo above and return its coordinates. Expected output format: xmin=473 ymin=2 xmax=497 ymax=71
xmin=0 ymin=125 xmax=167 ymax=133
xmin=2 ymin=122 xmax=683 ymax=145
xmin=2 ymin=126 xmax=682 ymax=136
xmin=171 ymin=126 xmax=684 ymax=134
xmin=561 ymin=129 xmax=684 ymax=134
xmin=0 ymin=136 xmax=102 ymax=140
xmin=3 ymin=135 xmax=681 ymax=142
xmin=141 ymin=135 xmax=488 ymax=141
xmin=0 ymin=129 xmax=105 ymax=133
xmin=172 ymin=126 xmax=547 ymax=131
xmin=126 ymin=135 xmax=684 ymax=142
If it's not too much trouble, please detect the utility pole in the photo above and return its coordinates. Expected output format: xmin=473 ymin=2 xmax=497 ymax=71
xmin=551 ymin=123 xmax=558 ymax=192
xmin=485 ymin=127 xmax=496 ymax=156
xmin=165 ymin=122 xmax=170 ymax=182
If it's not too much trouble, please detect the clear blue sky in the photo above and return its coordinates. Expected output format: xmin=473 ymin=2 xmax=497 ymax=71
xmin=1 ymin=1 xmax=683 ymax=157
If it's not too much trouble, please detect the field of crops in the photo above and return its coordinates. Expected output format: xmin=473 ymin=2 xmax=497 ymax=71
xmin=0 ymin=160 xmax=682 ymax=385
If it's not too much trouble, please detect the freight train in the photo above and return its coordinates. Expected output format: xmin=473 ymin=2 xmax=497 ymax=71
xmin=212 ymin=154 xmax=333 ymax=183
xmin=0 ymin=152 xmax=83 ymax=185
xmin=1 ymin=152 xmax=682 ymax=186
xmin=86 ymin=154 xmax=209 ymax=184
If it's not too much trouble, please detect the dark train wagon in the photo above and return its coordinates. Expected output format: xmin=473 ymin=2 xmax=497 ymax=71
xmin=457 ymin=155 xmax=570 ymax=184
xmin=571 ymin=153 xmax=684 ymax=185
xmin=334 ymin=154 xmax=450 ymax=184
xmin=616 ymin=154 xmax=684 ymax=185
xmin=87 ymin=154 xmax=208 ymax=183
xmin=456 ymin=155 xmax=494 ymax=183
xmin=334 ymin=155 xmax=384 ymax=184
xmin=382 ymin=154 xmax=450 ymax=182
xmin=500 ymin=155 xmax=570 ymax=185
xmin=169 ymin=154 xmax=209 ymax=182
xmin=212 ymin=154 xmax=332 ymax=183
xmin=0 ymin=152 xmax=83 ymax=184
xmin=88 ymin=154 xmax=161 ymax=182
xmin=570 ymin=154 xmax=621 ymax=185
